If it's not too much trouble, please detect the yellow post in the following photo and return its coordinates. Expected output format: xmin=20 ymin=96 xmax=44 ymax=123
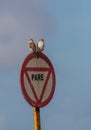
xmin=34 ymin=107 xmax=41 ymax=130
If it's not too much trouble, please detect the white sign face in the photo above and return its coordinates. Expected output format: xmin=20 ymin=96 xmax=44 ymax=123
xmin=20 ymin=53 xmax=56 ymax=107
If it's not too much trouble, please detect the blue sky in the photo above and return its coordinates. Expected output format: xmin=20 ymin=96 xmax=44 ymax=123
xmin=0 ymin=0 xmax=91 ymax=130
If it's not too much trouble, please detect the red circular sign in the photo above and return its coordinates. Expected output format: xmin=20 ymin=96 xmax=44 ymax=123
xmin=20 ymin=53 xmax=56 ymax=107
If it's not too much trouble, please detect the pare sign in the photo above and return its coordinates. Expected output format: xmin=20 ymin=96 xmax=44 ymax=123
xmin=20 ymin=53 xmax=56 ymax=107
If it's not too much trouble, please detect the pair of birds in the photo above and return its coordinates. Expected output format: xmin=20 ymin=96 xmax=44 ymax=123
xmin=28 ymin=39 xmax=44 ymax=54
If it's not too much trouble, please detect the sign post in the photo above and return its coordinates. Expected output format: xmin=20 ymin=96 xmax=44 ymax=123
xmin=34 ymin=107 xmax=41 ymax=130
xmin=20 ymin=40 xmax=56 ymax=130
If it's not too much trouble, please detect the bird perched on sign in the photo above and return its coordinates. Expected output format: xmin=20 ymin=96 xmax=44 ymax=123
xmin=37 ymin=39 xmax=44 ymax=53
xmin=28 ymin=39 xmax=36 ymax=53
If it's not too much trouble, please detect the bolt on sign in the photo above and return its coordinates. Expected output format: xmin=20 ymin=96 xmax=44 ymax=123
xmin=20 ymin=53 xmax=56 ymax=107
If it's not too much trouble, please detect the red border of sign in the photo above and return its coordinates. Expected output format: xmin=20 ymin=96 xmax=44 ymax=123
xmin=20 ymin=53 xmax=56 ymax=107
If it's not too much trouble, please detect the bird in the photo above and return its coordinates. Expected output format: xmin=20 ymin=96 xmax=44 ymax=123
xmin=28 ymin=39 xmax=36 ymax=53
xmin=37 ymin=39 xmax=44 ymax=53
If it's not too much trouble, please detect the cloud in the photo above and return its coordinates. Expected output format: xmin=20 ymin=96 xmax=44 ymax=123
xmin=0 ymin=12 xmax=24 ymax=68
xmin=0 ymin=1 xmax=56 ymax=68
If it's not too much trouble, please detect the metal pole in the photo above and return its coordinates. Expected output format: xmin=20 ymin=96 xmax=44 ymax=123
xmin=34 ymin=107 xmax=41 ymax=130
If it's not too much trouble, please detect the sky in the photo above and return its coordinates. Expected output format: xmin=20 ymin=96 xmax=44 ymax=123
xmin=0 ymin=0 xmax=91 ymax=130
